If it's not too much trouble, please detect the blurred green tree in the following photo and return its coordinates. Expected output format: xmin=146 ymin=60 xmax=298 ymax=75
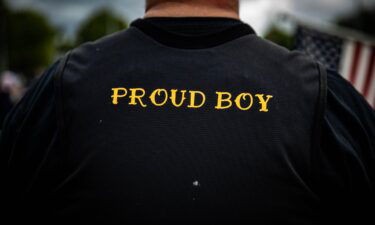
xmin=0 ymin=0 xmax=8 ymax=72
xmin=57 ymin=39 xmax=76 ymax=53
xmin=76 ymin=8 xmax=128 ymax=45
xmin=7 ymin=9 xmax=57 ymax=78
xmin=264 ymin=26 xmax=295 ymax=50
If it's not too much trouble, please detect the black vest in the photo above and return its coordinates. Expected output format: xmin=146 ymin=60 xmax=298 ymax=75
xmin=49 ymin=22 xmax=326 ymax=224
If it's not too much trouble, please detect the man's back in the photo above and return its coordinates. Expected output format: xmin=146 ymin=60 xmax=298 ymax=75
xmin=3 ymin=17 xmax=322 ymax=224
xmin=1 ymin=2 xmax=374 ymax=224
xmin=63 ymin=18 xmax=324 ymax=223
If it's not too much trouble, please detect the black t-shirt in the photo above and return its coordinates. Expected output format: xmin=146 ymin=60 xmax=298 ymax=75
xmin=1 ymin=17 xmax=374 ymax=224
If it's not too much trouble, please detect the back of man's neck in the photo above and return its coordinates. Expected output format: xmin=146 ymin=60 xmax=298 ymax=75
xmin=144 ymin=2 xmax=240 ymax=19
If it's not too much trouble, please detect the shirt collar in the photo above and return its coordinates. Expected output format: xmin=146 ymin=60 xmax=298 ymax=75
xmin=130 ymin=17 xmax=256 ymax=49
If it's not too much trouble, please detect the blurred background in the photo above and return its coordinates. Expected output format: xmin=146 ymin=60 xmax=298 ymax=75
xmin=1 ymin=0 xmax=375 ymax=126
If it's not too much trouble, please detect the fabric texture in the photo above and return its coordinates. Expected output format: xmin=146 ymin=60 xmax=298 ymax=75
xmin=1 ymin=17 xmax=374 ymax=225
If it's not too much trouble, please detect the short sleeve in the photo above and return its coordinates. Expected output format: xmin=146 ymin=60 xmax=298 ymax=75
xmin=317 ymin=69 xmax=375 ymax=221
xmin=0 ymin=59 xmax=63 ymax=217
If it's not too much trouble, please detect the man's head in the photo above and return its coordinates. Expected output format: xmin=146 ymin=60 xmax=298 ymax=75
xmin=145 ymin=0 xmax=239 ymax=14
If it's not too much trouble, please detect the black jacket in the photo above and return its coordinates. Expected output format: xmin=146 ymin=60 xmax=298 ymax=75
xmin=1 ymin=17 xmax=374 ymax=225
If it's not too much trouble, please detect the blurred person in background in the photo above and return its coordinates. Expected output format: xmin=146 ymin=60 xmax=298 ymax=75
xmin=1 ymin=0 xmax=374 ymax=224
xmin=0 ymin=71 xmax=25 ymax=129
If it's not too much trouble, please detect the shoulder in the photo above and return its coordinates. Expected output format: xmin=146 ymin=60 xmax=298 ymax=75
xmin=0 ymin=59 xmax=62 ymax=165
xmin=321 ymin=68 xmax=375 ymax=189
xmin=325 ymin=69 xmax=375 ymax=124
xmin=236 ymin=35 xmax=322 ymax=87
xmin=327 ymin=69 xmax=374 ymax=107
xmin=324 ymin=69 xmax=375 ymax=155
xmin=61 ymin=28 xmax=141 ymax=86
xmin=246 ymin=35 xmax=317 ymax=65
xmin=2 ymin=60 xmax=61 ymax=129
xmin=68 ymin=28 xmax=139 ymax=64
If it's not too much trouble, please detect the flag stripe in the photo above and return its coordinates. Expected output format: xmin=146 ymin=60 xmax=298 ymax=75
xmin=340 ymin=41 xmax=355 ymax=80
xmin=368 ymin=71 xmax=375 ymax=107
xmin=363 ymin=46 xmax=375 ymax=97
xmin=349 ymin=42 xmax=363 ymax=84
xmin=353 ymin=45 xmax=372 ymax=92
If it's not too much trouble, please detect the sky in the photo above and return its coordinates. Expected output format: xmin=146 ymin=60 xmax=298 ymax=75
xmin=6 ymin=0 xmax=375 ymax=38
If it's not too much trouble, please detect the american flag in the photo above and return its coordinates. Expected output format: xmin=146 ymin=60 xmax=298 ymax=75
xmin=295 ymin=25 xmax=375 ymax=108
